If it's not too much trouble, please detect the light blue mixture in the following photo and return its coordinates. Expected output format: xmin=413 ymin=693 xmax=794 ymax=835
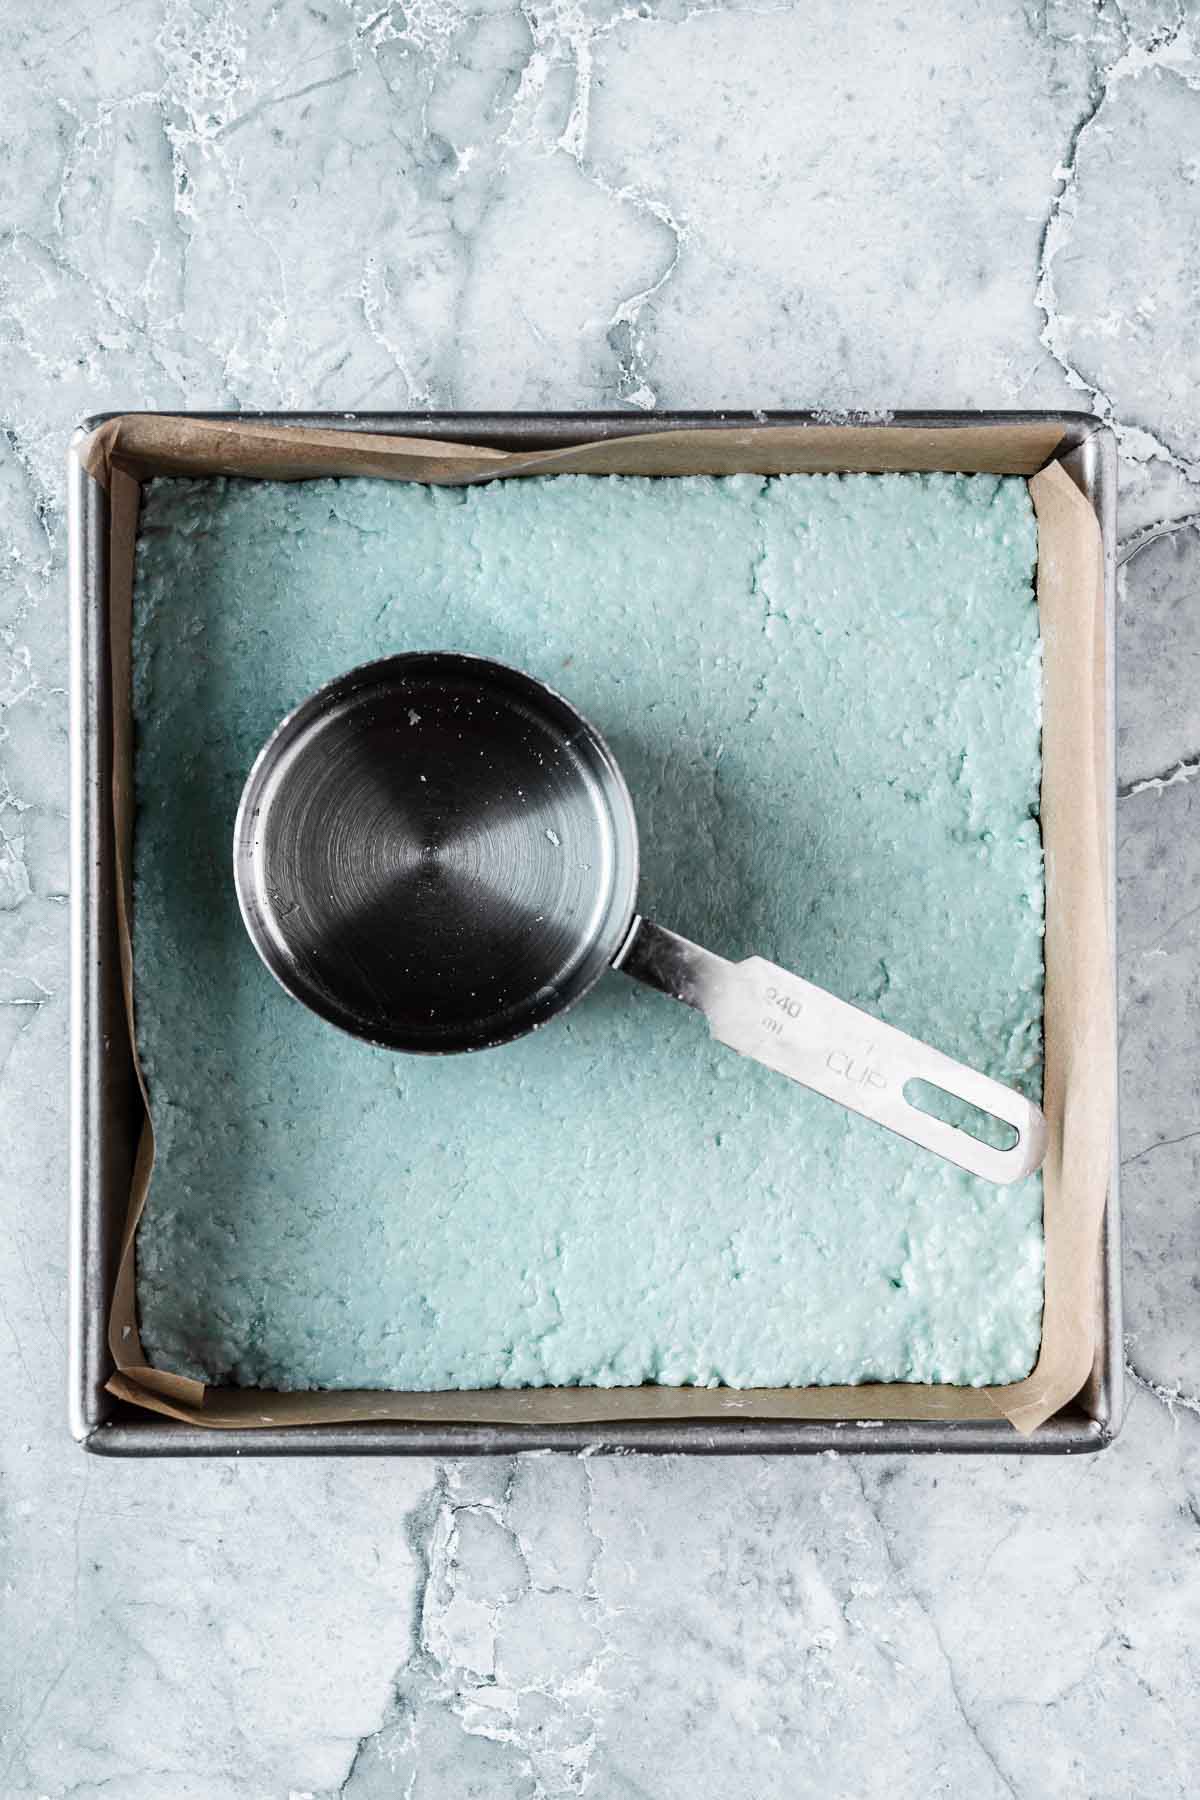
xmin=133 ymin=471 xmax=1044 ymax=1391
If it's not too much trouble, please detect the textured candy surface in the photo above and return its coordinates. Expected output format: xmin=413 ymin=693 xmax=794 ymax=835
xmin=133 ymin=470 xmax=1043 ymax=1391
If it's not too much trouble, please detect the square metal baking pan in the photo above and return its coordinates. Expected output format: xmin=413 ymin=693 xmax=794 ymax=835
xmin=68 ymin=410 xmax=1121 ymax=1457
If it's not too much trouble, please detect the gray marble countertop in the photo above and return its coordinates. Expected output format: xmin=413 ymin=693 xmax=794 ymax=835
xmin=2 ymin=2 xmax=1198 ymax=1795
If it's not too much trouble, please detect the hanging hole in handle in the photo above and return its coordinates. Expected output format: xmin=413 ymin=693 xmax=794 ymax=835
xmin=902 ymin=1078 xmax=1020 ymax=1152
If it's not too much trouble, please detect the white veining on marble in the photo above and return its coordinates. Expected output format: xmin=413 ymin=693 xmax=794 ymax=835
xmin=1 ymin=0 xmax=1198 ymax=1794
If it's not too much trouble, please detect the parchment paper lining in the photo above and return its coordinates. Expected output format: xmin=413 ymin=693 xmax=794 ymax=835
xmin=77 ymin=416 xmax=1113 ymax=1435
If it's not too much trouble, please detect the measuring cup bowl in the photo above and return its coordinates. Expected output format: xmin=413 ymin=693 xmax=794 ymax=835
xmin=234 ymin=653 xmax=640 ymax=1053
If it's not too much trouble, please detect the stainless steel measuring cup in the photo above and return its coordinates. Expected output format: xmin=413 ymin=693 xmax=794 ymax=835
xmin=234 ymin=653 xmax=1047 ymax=1184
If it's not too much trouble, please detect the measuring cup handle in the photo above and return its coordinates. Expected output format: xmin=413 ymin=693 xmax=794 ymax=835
xmin=615 ymin=918 xmax=1047 ymax=1185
